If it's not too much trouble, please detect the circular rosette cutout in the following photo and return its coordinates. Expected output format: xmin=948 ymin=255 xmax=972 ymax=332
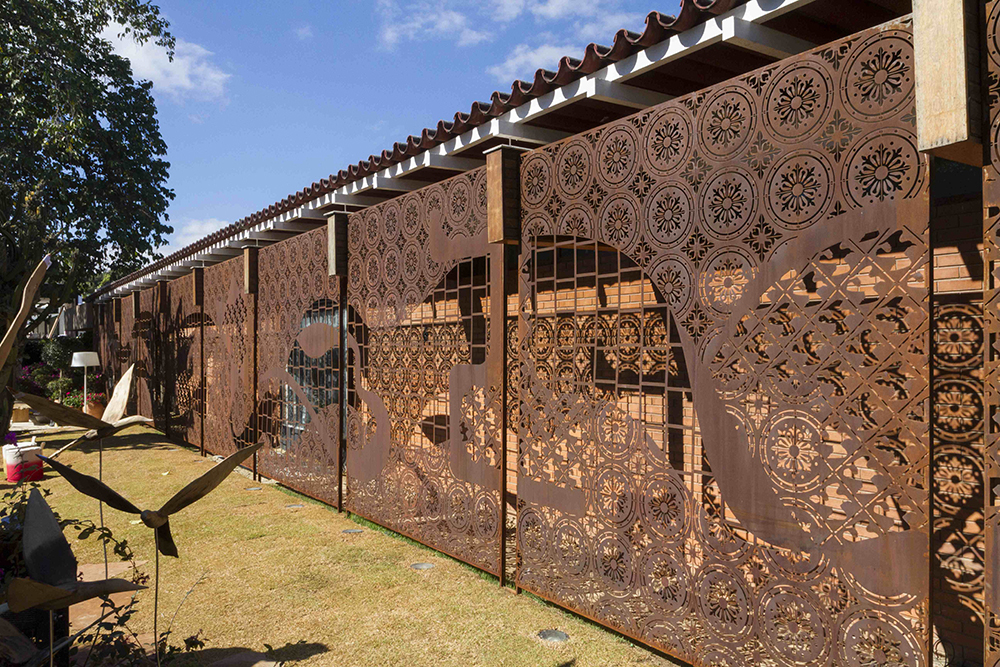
xmin=642 ymin=549 xmax=689 ymax=613
xmin=765 ymin=150 xmax=835 ymax=230
xmin=382 ymin=248 xmax=401 ymax=286
xmin=699 ymin=86 xmax=756 ymax=159
xmin=697 ymin=565 xmax=752 ymax=639
xmin=643 ymin=107 xmax=692 ymax=176
xmin=844 ymin=129 xmax=923 ymax=209
xmin=521 ymin=153 xmax=553 ymax=207
xmin=517 ymin=506 xmax=550 ymax=565
xmin=363 ymin=209 xmax=380 ymax=248
xmin=596 ymin=124 xmax=639 ymax=186
xmin=595 ymin=403 xmax=638 ymax=459
xmin=598 ymin=193 xmax=641 ymax=253
xmin=841 ymin=30 xmax=915 ymax=122
xmin=446 ymin=484 xmax=472 ymax=533
xmin=762 ymin=411 xmax=830 ymax=492
xmin=840 ymin=611 xmax=920 ymax=667
xmin=649 ymin=256 xmax=694 ymax=314
xmin=760 ymin=586 xmax=830 ymax=665
xmin=401 ymin=194 xmax=422 ymax=238
xmin=473 ymin=491 xmax=499 ymax=540
xmin=699 ymin=247 xmax=756 ymax=316
xmin=381 ymin=200 xmax=402 ymax=243
xmin=764 ymin=59 xmax=834 ymax=142
xmin=700 ymin=168 xmax=758 ymax=240
xmin=595 ymin=531 xmax=635 ymax=592
xmin=640 ymin=473 xmax=688 ymax=542
xmin=645 ymin=182 xmax=694 ymax=248
xmin=555 ymin=138 xmax=593 ymax=198
xmin=593 ymin=465 xmax=637 ymax=528
xmin=472 ymin=168 xmax=488 ymax=219
xmin=445 ymin=177 xmax=475 ymax=235
xmin=558 ymin=204 xmax=593 ymax=238
xmin=552 ymin=519 xmax=590 ymax=577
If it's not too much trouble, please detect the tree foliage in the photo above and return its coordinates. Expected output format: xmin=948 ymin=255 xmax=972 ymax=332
xmin=1 ymin=0 xmax=175 ymax=328
xmin=0 ymin=0 xmax=175 ymax=426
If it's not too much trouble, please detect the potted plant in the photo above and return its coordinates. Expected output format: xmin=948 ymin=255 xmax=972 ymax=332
xmin=64 ymin=390 xmax=107 ymax=419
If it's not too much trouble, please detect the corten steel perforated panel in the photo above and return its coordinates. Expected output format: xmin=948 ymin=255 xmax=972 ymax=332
xmin=120 ymin=294 xmax=136 ymax=415
xmin=345 ymin=167 xmax=506 ymax=575
xmin=515 ymin=20 xmax=932 ymax=666
xmin=136 ymin=287 xmax=163 ymax=427
xmin=202 ymin=256 xmax=255 ymax=458
xmin=984 ymin=3 xmax=1000 ymax=663
xmin=165 ymin=273 xmax=203 ymax=449
xmin=256 ymin=226 xmax=342 ymax=506
xmin=95 ymin=303 xmax=119 ymax=395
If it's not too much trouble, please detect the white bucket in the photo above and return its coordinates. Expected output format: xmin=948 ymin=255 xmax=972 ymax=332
xmin=4 ymin=441 xmax=43 ymax=482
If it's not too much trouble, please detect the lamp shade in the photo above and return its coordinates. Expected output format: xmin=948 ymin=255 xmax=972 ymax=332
xmin=70 ymin=351 xmax=100 ymax=368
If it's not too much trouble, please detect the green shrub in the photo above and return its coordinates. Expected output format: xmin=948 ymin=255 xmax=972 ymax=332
xmin=41 ymin=338 xmax=77 ymax=370
xmin=46 ymin=377 xmax=73 ymax=401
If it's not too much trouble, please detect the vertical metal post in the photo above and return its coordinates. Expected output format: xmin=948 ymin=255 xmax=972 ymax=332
xmin=486 ymin=145 xmax=524 ymax=588
xmin=193 ymin=268 xmax=205 ymax=457
xmin=329 ymin=212 xmax=349 ymax=513
xmin=244 ymin=246 xmax=260 ymax=481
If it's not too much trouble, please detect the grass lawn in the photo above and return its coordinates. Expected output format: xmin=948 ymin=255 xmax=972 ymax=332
xmin=12 ymin=426 xmax=682 ymax=667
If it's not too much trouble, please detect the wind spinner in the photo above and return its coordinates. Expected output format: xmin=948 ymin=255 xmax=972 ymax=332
xmin=41 ymin=443 xmax=262 ymax=666
xmin=0 ymin=489 xmax=146 ymax=665
xmin=15 ymin=365 xmax=151 ymax=454
xmin=0 ymin=256 xmax=51 ymax=370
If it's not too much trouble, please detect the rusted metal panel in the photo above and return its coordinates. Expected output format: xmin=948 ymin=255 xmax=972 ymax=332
xmin=203 ymin=256 xmax=255 ymax=458
xmin=136 ymin=287 xmax=160 ymax=426
xmin=165 ymin=273 xmax=204 ymax=449
xmin=256 ymin=226 xmax=342 ymax=506
xmin=985 ymin=2 xmax=1000 ymax=663
xmin=345 ymin=167 xmax=505 ymax=575
xmin=120 ymin=293 xmax=136 ymax=415
xmin=515 ymin=19 xmax=931 ymax=666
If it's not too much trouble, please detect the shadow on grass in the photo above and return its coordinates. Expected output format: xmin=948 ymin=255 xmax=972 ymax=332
xmin=170 ymin=640 xmax=328 ymax=665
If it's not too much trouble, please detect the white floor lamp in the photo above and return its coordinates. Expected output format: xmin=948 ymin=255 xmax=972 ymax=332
xmin=70 ymin=351 xmax=100 ymax=414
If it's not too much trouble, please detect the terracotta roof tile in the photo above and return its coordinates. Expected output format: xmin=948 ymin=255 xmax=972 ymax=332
xmin=92 ymin=0 xmax=746 ymax=299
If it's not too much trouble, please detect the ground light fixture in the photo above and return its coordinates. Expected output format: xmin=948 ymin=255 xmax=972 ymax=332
xmin=410 ymin=562 xmax=434 ymax=570
xmin=342 ymin=529 xmax=363 ymax=534
xmin=537 ymin=629 xmax=569 ymax=644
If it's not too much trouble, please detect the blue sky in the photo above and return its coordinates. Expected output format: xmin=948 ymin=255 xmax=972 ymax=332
xmin=105 ymin=1 xmax=681 ymax=255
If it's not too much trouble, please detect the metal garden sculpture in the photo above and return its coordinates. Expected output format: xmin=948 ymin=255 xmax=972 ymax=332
xmin=0 ymin=256 xmax=51 ymax=371
xmin=15 ymin=365 xmax=150 ymax=455
xmin=0 ymin=489 xmax=145 ymax=665
xmin=41 ymin=443 xmax=262 ymax=666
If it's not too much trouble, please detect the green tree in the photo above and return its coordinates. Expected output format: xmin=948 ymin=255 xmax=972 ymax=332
xmin=0 ymin=0 xmax=175 ymax=429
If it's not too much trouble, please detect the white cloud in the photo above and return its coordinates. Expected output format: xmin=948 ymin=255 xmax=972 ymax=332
xmin=492 ymin=0 xmax=527 ymax=22
xmin=295 ymin=25 xmax=314 ymax=41
xmin=376 ymin=1 xmax=491 ymax=50
xmin=102 ymin=25 xmax=230 ymax=103
xmin=573 ymin=11 xmax=645 ymax=42
xmin=161 ymin=218 xmax=230 ymax=255
xmin=486 ymin=42 xmax=577 ymax=82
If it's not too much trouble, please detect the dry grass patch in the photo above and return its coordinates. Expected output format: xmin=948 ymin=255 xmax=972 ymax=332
xmin=14 ymin=426 xmax=682 ymax=667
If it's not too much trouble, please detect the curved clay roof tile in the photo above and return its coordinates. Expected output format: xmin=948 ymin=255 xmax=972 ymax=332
xmin=93 ymin=1 xmax=751 ymax=298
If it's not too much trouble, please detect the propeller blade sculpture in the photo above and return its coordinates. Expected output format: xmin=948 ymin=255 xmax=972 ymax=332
xmin=41 ymin=443 xmax=262 ymax=666
xmin=14 ymin=365 xmax=152 ymax=455
xmin=0 ymin=256 xmax=51 ymax=371
xmin=4 ymin=490 xmax=145 ymax=613
xmin=0 ymin=490 xmax=146 ymax=665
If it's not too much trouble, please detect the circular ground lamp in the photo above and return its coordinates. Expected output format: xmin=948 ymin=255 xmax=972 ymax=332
xmin=71 ymin=351 xmax=100 ymax=414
